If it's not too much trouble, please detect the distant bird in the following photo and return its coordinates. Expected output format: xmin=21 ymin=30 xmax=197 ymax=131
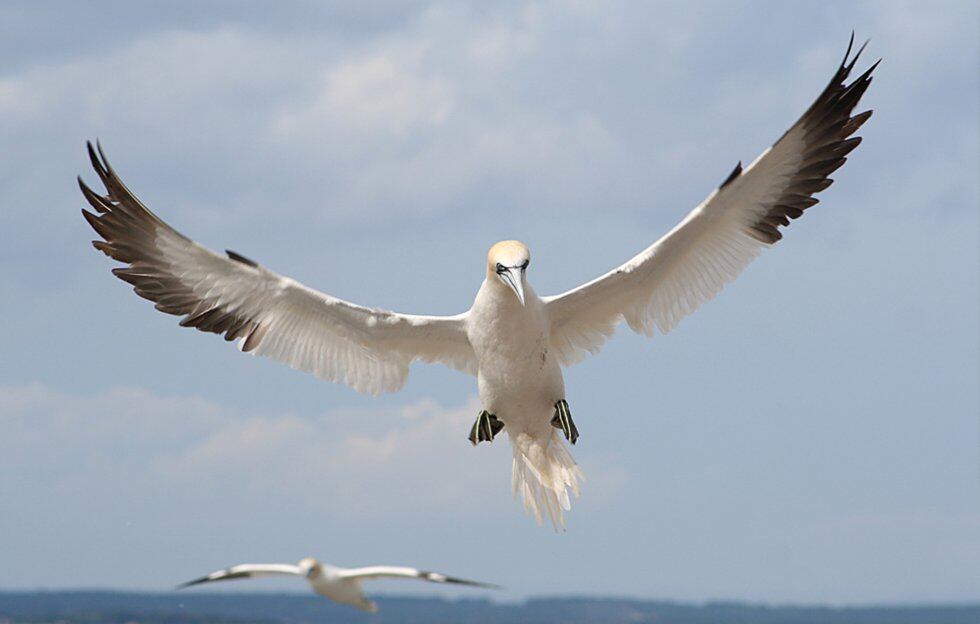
xmin=79 ymin=36 xmax=876 ymax=530
xmin=176 ymin=557 xmax=498 ymax=612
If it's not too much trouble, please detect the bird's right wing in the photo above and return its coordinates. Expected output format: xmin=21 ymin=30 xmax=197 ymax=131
xmin=338 ymin=566 xmax=500 ymax=588
xmin=177 ymin=563 xmax=303 ymax=588
xmin=79 ymin=143 xmax=477 ymax=395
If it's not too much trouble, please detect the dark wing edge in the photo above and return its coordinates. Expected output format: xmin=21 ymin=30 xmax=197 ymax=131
xmin=78 ymin=142 xmax=270 ymax=351
xmin=738 ymin=32 xmax=879 ymax=243
xmin=417 ymin=570 xmax=502 ymax=590
xmin=175 ymin=569 xmax=255 ymax=590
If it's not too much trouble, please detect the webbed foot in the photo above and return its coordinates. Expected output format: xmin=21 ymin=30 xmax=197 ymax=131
xmin=551 ymin=399 xmax=579 ymax=444
xmin=468 ymin=410 xmax=504 ymax=445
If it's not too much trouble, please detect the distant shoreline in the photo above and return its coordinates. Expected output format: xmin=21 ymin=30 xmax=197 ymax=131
xmin=2 ymin=590 xmax=978 ymax=624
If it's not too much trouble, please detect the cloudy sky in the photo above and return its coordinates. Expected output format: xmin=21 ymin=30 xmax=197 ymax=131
xmin=1 ymin=0 xmax=977 ymax=605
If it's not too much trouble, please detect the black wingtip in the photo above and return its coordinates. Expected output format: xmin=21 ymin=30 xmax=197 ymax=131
xmin=96 ymin=140 xmax=111 ymax=171
xmin=839 ymin=32 xmax=872 ymax=79
xmin=226 ymin=249 xmax=259 ymax=267
xmin=78 ymin=175 xmax=112 ymax=214
xmin=719 ymin=161 xmax=742 ymax=189
xmin=847 ymin=38 xmax=870 ymax=72
xmin=444 ymin=576 xmax=503 ymax=590
xmin=86 ymin=140 xmax=109 ymax=181
xmin=438 ymin=572 xmax=503 ymax=589
xmin=77 ymin=175 xmax=94 ymax=196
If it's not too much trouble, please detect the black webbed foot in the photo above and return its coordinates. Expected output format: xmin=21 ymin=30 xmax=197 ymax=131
xmin=468 ymin=410 xmax=504 ymax=446
xmin=551 ymin=399 xmax=579 ymax=445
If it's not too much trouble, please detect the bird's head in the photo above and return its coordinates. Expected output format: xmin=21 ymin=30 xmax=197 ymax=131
xmin=298 ymin=557 xmax=322 ymax=578
xmin=487 ymin=240 xmax=530 ymax=306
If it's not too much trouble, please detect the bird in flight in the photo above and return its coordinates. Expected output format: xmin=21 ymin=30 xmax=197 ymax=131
xmin=79 ymin=35 xmax=876 ymax=530
xmin=176 ymin=557 xmax=498 ymax=612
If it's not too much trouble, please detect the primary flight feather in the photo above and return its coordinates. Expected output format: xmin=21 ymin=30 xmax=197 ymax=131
xmin=80 ymin=35 xmax=877 ymax=530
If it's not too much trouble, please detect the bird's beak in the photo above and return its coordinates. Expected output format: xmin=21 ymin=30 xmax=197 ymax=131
xmin=501 ymin=268 xmax=526 ymax=307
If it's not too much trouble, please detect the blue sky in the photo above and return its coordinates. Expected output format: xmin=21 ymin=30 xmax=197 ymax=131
xmin=1 ymin=0 xmax=977 ymax=604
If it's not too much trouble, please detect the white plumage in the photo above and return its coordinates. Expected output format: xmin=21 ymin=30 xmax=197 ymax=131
xmin=177 ymin=557 xmax=497 ymax=613
xmin=80 ymin=36 xmax=876 ymax=530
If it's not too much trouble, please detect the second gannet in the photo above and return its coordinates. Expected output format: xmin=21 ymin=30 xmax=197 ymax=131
xmin=177 ymin=557 xmax=498 ymax=612
xmin=79 ymin=36 xmax=877 ymax=529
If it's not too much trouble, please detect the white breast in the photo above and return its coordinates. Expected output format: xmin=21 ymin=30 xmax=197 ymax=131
xmin=310 ymin=571 xmax=370 ymax=610
xmin=467 ymin=280 xmax=564 ymax=434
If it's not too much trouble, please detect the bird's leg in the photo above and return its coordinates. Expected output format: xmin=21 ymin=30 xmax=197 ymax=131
xmin=468 ymin=410 xmax=504 ymax=446
xmin=551 ymin=399 xmax=579 ymax=445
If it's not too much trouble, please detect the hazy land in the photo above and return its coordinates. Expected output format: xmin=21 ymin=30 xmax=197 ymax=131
xmin=2 ymin=592 xmax=978 ymax=624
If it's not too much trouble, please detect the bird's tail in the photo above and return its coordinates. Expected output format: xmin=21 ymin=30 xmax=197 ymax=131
xmin=509 ymin=430 xmax=584 ymax=530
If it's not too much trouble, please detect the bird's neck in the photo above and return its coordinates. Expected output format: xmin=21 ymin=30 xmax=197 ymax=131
xmin=481 ymin=278 xmax=537 ymax=309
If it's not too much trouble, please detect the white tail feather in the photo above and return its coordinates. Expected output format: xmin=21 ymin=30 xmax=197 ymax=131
xmin=510 ymin=431 xmax=584 ymax=530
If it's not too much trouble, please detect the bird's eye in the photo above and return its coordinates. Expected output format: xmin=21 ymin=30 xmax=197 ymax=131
xmin=495 ymin=263 xmax=506 ymax=274
xmin=521 ymin=260 xmax=529 ymax=270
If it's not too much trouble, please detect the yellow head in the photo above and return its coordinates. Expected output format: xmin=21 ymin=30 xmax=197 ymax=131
xmin=487 ymin=240 xmax=530 ymax=305
xmin=298 ymin=557 xmax=322 ymax=578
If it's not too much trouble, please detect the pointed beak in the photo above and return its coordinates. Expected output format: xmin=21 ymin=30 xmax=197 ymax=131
xmin=500 ymin=268 xmax=526 ymax=306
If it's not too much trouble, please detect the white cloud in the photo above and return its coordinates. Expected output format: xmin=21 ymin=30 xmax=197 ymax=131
xmin=160 ymin=395 xmax=510 ymax=516
xmin=0 ymin=385 xmax=458 ymax=510
xmin=0 ymin=9 xmax=629 ymax=222
xmin=273 ymin=50 xmax=455 ymax=142
xmin=0 ymin=384 xmax=624 ymax=522
xmin=0 ymin=29 xmax=285 ymax=127
xmin=0 ymin=383 xmax=629 ymax=592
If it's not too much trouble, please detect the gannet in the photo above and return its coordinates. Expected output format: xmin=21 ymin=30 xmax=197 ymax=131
xmin=176 ymin=557 xmax=498 ymax=612
xmin=79 ymin=36 xmax=876 ymax=530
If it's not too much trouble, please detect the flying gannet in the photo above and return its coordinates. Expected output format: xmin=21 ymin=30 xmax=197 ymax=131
xmin=79 ymin=36 xmax=877 ymax=530
xmin=176 ymin=557 xmax=498 ymax=612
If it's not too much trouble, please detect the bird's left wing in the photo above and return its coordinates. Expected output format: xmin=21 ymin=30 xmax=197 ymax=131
xmin=176 ymin=563 xmax=304 ymax=588
xmin=79 ymin=143 xmax=477 ymax=395
xmin=544 ymin=36 xmax=877 ymax=365
xmin=337 ymin=566 xmax=500 ymax=588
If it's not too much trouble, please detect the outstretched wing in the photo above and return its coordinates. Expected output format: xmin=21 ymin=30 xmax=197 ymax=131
xmin=544 ymin=35 xmax=878 ymax=365
xmin=176 ymin=563 xmax=303 ymax=589
xmin=79 ymin=143 xmax=477 ymax=395
xmin=338 ymin=566 xmax=500 ymax=589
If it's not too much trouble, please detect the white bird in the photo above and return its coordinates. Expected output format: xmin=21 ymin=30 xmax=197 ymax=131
xmin=79 ymin=36 xmax=876 ymax=530
xmin=176 ymin=557 xmax=499 ymax=612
